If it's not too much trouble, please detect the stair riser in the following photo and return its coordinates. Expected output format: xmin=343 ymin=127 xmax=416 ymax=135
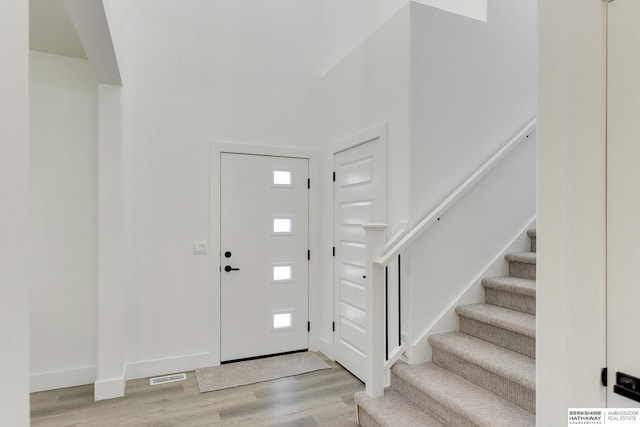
xmin=357 ymin=408 xmax=382 ymax=427
xmin=391 ymin=374 xmax=476 ymax=427
xmin=459 ymin=317 xmax=535 ymax=359
xmin=432 ymin=347 xmax=535 ymax=413
xmin=355 ymin=390 xmax=447 ymax=427
xmin=485 ymin=288 xmax=536 ymax=315
xmin=508 ymin=262 xmax=536 ymax=280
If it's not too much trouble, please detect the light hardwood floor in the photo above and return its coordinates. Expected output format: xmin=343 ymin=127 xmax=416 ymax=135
xmin=31 ymin=354 xmax=364 ymax=426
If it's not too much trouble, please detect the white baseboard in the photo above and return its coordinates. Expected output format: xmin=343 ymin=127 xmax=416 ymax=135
xmin=124 ymin=352 xmax=211 ymax=381
xmin=30 ymin=365 xmax=97 ymax=393
xmin=94 ymin=370 xmax=126 ymax=401
xmin=316 ymin=337 xmax=333 ymax=360
xmin=31 ymin=352 xmax=212 ymax=396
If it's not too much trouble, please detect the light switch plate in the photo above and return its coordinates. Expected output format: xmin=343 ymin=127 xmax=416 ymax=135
xmin=193 ymin=241 xmax=207 ymax=255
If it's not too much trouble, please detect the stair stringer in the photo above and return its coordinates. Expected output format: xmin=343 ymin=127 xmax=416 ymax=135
xmin=409 ymin=216 xmax=536 ymax=364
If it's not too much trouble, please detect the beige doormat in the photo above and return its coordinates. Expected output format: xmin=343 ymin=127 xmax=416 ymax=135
xmin=195 ymin=352 xmax=331 ymax=392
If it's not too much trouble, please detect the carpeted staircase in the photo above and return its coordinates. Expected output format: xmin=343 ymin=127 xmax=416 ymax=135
xmin=355 ymin=230 xmax=537 ymax=427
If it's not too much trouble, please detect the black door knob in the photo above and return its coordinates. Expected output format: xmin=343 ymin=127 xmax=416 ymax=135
xmin=224 ymin=251 xmax=232 ymax=258
xmin=224 ymin=265 xmax=240 ymax=272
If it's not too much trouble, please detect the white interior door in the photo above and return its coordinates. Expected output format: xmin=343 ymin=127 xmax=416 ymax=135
xmin=220 ymin=153 xmax=309 ymax=362
xmin=333 ymin=137 xmax=386 ymax=381
xmin=607 ymin=0 xmax=640 ymax=407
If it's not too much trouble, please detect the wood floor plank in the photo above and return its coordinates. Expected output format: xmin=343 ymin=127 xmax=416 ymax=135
xmin=30 ymin=353 xmax=363 ymax=426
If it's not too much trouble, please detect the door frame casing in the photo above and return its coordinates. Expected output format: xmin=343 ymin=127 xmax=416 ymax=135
xmin=210 ymin=142 xmax=319 ymax=366
xmin=536 ymin=0 xmax=608 ymax=419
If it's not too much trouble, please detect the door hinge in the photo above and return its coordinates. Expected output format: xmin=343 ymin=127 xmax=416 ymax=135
xmin=308 ymin=321 xmax=311 ymax=332
xmin=332 ymin=246 xmax=335 ymax=257
xmin=332 ymin=171 xmax=336 ymax=182
xmin=332 ymin=321 xmax=335 ymax=332
xmin=307 ymin=250 xmax=310 ymax=260
xmin=308 ymin=178 xmax=310 ymax=189
xmin=602 ymin=367 xmax=608 ymax=387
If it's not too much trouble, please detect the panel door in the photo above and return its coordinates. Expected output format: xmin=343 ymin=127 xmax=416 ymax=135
xmin=220 ymin=153 xmax=309 ymax=362
xmin=333 ymin=138 xmax=386 ymax=381
xmin=607 ymin=0 xmax=640 ymax=407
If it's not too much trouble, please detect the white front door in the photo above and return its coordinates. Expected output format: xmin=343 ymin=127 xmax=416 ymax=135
xmin=333 ymin=136 xmax=386 ymax=381
xmin=607 ymin=0 xmax=640 ymax=407
xmin=220 ymin=153 xmax=309 ymax=362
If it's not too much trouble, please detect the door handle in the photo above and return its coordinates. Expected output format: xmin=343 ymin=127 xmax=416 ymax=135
xmin=224 ymin=265 xmax=240 ymax=272
xmin=614 ymin=372 xmax=640 ymax=403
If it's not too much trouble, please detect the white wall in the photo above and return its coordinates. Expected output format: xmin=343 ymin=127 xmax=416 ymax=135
xmin=319 ymin=5 xmax=412 ymax=355
xmin=0 ymin=0 xmax=30 ymax=423
xmin=95 ymin=83 xmax=126 ymax=400
xmin=314 ymin=1 xmax=382 ymax=74
xmin=321 ymin=0 xmax=489 ymax=72
xmin=348 ymin=0 xmax=538 ymax=364
xmin=379 ymin=0 xmax=487 ymax=23
xmin=409 ymin=132 xmax=536 ymax=360
xmin=410 ymin=0 xmax=536 ymax=221
xmin=318 ymin=0 xmax=536 ymax=363
xmin=116 ymin=0 xmax=309 ymax=372
xmin=97 ymin=0 xmax=390 ymax=376
xmin=29 ymin=51 xmax=99 ymax=391
xmin=321 ymin=5 xmax=412 ymax=229
xmin=27 ymin=0 xmax=537 ymax=392
xmin=537 ymin=0 xmax=607 ymax=423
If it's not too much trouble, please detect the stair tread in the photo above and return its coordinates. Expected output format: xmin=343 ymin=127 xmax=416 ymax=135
xmin=482 ymin=276 xmax=536 ymax=297
xmin=527 ymin=229 xmax=536 ymax=238
xmin=393 ymin=362 xmax=535 ymax=427
xmin=355 ymin=389 xmax=446 ymax=427
xmin=429 ymin=331 xmax=535 ymax=390
xmin=505 ymin=251 xmax=537 ymax=264
xmin=455 ymin=303 xmax=536 ymax=338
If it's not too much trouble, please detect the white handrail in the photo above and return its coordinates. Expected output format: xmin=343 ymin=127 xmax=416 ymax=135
xmin=375 ymin=118 xmax=536 ymax=267
xmin=383 ymin=227 xmax=406 ymax=252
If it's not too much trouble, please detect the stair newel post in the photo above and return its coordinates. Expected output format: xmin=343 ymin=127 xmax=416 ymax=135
xmin=363 ymin=223 xmax=388 ymax=398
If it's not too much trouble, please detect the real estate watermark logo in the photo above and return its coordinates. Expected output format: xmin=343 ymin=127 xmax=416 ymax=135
xmin=568 ymin=409 xmax=640 ymax=426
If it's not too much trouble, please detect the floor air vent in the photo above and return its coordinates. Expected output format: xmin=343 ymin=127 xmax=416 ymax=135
xmin=149 ymin=373 xmax=187 ymax=386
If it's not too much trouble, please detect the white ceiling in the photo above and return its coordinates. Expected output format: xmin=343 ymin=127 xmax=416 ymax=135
xmin=30 ymin=0 xmax=87 ymax=59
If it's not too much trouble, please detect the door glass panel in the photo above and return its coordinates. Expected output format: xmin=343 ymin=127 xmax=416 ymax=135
xmin=273 ymin=265 xmax=292 ymax=281
xmin=273 ymin=312 xmax=292 ymax=329
xmin=273 ymin=170 xmax=292 ymax=186
xmin=273 ymin=218 xmax=292 ymax=233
